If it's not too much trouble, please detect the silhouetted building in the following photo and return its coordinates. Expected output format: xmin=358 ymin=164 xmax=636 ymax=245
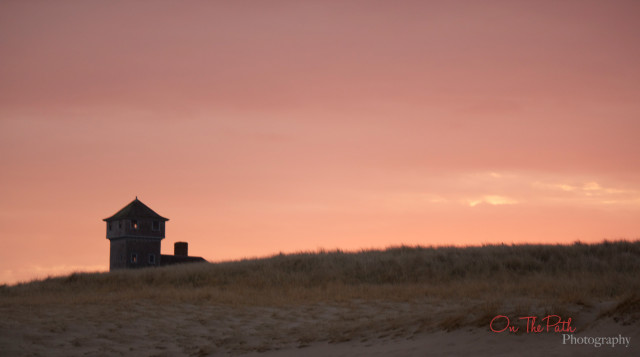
xmin=104 ymin=198 xmax=206 ymax=271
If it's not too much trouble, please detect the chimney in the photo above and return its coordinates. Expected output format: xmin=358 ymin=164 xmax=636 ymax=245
xmin=174 ymin=242 xmax=188 ymax=256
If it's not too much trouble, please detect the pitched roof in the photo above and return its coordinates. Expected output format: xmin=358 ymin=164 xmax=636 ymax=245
xmin=103 ymin=198 xmax=169 ymax=222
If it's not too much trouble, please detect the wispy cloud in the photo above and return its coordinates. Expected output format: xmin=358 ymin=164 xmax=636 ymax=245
xmin=532 ymin=180 xmax=640 ymax=205
xmin=379 ymin=173 xmax=640 ymax=211
xmin=468 ymin=195 xmax=518 ymax=207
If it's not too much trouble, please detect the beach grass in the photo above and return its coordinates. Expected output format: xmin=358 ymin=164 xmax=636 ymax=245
xmin=2 ymin=240 xmax=638 ymax=308
xmin=1 ymin=240 xmax=639 ymax=355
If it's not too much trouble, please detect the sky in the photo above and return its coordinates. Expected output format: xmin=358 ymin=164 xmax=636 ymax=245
xmin=1 ymin=1 xmax=639 ymax=285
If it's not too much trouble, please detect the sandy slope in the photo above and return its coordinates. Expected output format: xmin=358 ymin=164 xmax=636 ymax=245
xmin=0 ymin=299 xmax=636 ymax=356
xmin=242 ymin=321 xmax=638 ymax=357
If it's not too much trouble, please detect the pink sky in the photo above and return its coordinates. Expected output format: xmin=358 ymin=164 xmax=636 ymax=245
xmin=1 ymin=1 xmax=639 ymax=284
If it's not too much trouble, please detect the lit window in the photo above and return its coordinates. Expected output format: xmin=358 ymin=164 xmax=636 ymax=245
xmin=131 ymin=220 xmax=138 ymax=230
xmin=152 ymin=220 xmax=160 ymax=231
xmin=148 ymin=254 xmax=155 ymax=264
xmin=131 ymin=253 xmax=138 ymax=263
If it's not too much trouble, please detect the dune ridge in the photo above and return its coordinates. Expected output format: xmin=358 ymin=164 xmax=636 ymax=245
xmin=1 ymin=240 xmax=639 ymax=356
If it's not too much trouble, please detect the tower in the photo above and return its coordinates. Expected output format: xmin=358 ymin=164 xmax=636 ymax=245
xmin=103 ymin=197 xmax=169 ymax=270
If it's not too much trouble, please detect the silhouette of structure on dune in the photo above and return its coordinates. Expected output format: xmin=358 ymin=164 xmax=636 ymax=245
xmin=104 ymin=198 xmax=206 ymax=271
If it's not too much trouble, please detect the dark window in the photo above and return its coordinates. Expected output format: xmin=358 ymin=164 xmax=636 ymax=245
xmin=131 ymin=253 xmax=138 ymax=263
xmin=119 ymin=221 xmax=122 ymax=229
xmin=152 ymin=220 xmax=160 ymax=231
xmin=108 ymin=222 xmax=112 ymax=231
xmin=131 ymin=220 xmax=138 ymax=230
xmin=148 ymin=254 xmax=155 ymax=264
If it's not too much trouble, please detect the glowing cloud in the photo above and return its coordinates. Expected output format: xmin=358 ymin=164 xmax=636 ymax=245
xmin=468 ymin=195 xmax=518 ymax=207
xmin=532 ymin=180 xmax=640 ymax=206
xmin=583 ymin=182 xmax=602 ymax=191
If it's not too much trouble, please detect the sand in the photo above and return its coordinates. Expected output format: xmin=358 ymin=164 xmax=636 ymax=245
xmin=0 ymin=298 xmax=637 ymax=356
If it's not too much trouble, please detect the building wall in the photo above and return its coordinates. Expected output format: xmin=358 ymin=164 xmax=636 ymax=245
xmin=106 ymin=219 xmax=165 ymax=239
xmin=109 ymin=239 xmax=127 ymax=270
xmin=109 ymin=238 xmax=162 ymax=270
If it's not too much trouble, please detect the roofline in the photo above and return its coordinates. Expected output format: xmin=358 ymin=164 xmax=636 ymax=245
xmin=103 ymin=198 xmax=170 ymax=222
xmin=103 ymin=217 xmax=170 ymax=222
xmin=106 ymin=236 xmax=166 ymax=241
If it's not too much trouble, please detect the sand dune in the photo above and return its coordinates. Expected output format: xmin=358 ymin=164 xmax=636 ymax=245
xmin=0 ymin=298 xmax=637 ymax=356
xmin=1 ymin=242 xmax=638 ymax=356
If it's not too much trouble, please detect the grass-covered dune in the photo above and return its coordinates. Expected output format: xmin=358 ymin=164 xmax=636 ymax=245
xmin=1 ymin=240 xmax=639 ymax=356
xmin=2 ymin=240 xmax=639 ymax=306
